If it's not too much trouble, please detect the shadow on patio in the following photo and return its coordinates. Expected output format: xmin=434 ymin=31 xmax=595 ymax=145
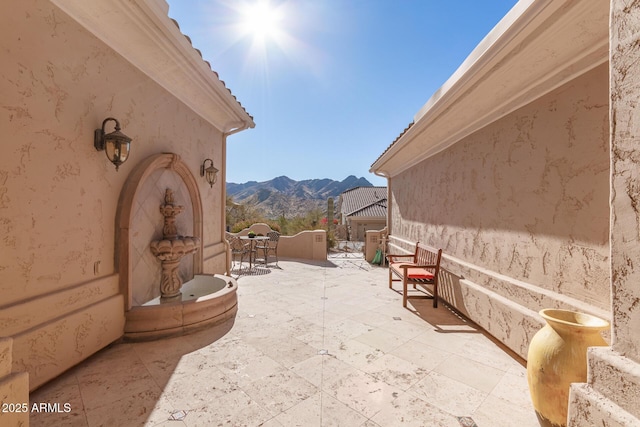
xmin=30 ymin=258 xmax=536 ymax=427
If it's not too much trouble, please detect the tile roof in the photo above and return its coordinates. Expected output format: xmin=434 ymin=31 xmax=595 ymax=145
xmin=349 ymin=200 xmax=387 ymax=218
xmin=370 ymin=121 xmax=414 ymax=168
xmin=339 ymin=186 xmax=387 ymax=218
xmin=170 ymin=19 xmax=254 ymax=123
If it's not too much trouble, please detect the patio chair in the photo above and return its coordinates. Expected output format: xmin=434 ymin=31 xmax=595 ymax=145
xmin=229 ymin=236 xmax=252 ymax=272
xmin=255 ymin=231 xmax=280 ymax=266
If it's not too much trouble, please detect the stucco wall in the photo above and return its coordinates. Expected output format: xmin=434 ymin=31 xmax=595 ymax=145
xmin=609 ymin=1 xmax=640 ymax=364
xmin=390 ymin=64 xmax=610 ymax=357
xmin=568 ymin=3 xmax=640 ymax=425
xmin=232 ymin=224 xmax=327 ymax=262
xmin=349 ymin=218 xmax=386 ymax=242
xmin=0 ymin=338 xmax=29 ymax=426
xmin=0 ymin=0 xmax=227 ymax=389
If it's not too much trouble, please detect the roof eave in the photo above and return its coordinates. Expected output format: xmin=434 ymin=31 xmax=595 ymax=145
xmin=51 ymin=0 xmax=255 ymax=133
xmin=371 ymin=0 xmax=608 ymax=177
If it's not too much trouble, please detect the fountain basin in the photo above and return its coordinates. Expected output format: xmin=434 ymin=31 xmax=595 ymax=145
xmin=150 ymin=237 xmax=200 ymax=260
xmin=124 ymin=274 xmax=238 ymax=341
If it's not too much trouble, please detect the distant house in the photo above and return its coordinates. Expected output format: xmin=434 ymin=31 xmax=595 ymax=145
xmin=337 ymin=187 xmax=387 ymax=241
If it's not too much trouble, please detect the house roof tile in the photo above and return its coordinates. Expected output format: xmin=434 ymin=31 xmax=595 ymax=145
xmin=370 ymin=121 xmax=414 ymax=169
xmin=170 ymin=19 xmax=254 ymax=123
xmin=348 ymin=200 xmax=387 ymax=218
xmin=339 ymin=186 xmax=387 ymax=218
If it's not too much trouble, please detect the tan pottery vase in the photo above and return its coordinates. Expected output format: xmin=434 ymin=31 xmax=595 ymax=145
xmin=526 ymin=308 xmax=609 ymax=427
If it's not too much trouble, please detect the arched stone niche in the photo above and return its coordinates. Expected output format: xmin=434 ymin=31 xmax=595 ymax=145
xmin=116 ymin=153 xmax=203 ymax=310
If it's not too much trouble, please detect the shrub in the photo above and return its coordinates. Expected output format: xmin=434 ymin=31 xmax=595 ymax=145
xmin=230 ymin=220 xmax=281 ymax=234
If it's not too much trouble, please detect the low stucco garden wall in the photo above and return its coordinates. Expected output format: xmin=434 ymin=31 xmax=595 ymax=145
xmin=232 ymin=224 xmax=327 ymax=262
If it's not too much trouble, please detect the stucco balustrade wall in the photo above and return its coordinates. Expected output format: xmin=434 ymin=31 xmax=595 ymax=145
xmin=390 ymin=64 xmax=610 ymax=357
xmin=0 ymin=0 xmax=227 ymax=389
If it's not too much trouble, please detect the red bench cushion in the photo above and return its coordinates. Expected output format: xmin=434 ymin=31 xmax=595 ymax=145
xmin=390 ymin=263 xmax=434 ymax=279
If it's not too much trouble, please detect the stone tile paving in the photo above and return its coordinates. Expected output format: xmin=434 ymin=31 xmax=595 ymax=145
xmin=30 ymin=256 xmax=538 ymax=426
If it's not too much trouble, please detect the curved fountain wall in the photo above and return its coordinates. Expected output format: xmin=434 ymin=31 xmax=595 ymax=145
xmin=116 ymin=153 xmax=237 ymax=341
xmin=132 ymin=171 xmax=196 ymax=305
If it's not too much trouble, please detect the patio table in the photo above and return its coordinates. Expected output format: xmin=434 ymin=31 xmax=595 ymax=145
xmin=240 ymin=235 xmax=269 ymax=268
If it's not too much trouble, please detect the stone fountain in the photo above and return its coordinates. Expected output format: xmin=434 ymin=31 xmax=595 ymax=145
xmin=150 ymin=188 xmax=200 ymax=301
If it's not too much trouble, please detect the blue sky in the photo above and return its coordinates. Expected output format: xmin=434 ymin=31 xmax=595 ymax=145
xmin=165 ymin=0 xmax=518 ymax=186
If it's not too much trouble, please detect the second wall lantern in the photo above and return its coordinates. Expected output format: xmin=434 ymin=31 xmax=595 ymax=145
xmin=201 ymin=158 xmax=218 ymax=188
xmin=94 ymin=117 xmax=132 ymax=171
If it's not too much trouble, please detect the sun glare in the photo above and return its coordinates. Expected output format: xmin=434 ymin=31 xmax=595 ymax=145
xmin=229 ymin=0 xmax=321 ymax=81
xmin=240 ymin=1 xmax=283 ymax=43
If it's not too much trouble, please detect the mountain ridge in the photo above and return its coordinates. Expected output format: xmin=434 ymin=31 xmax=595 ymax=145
xmin=227 ymin=175 xmax=373 ymax=219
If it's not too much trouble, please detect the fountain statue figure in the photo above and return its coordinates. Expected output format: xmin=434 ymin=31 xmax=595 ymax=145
xmin=150 ymin=188 xmax=200 ymax=300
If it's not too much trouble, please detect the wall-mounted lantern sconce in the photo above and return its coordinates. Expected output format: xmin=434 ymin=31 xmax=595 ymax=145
xmin=94 ymin=117 xmax=132 ymax=171
xmin=201 ymin=158 xmax=218 ymax=188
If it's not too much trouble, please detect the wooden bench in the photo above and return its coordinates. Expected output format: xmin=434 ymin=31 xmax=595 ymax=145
xmin=387 ymin=242 xmax=442 ymax=308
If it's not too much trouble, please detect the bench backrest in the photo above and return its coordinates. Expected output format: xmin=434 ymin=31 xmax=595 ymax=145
xmin=414 ymin=243 xmax=442 ymax=274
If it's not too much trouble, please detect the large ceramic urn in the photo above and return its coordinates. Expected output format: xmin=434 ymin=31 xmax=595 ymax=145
xmin=526 ymin=309 xmax=609 ymax=427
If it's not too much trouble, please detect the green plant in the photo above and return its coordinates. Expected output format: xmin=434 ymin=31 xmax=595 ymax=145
xmin=226 ymin=196 xmax=264 ymax=231
xmin=326 ymin=228 xmax=337 ymax=249
xmin=230 ymin=220 xmax=281 ymax=234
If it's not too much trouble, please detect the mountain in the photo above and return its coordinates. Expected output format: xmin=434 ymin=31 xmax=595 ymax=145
xmin=227 ymin=175 xmax=373 ymax=218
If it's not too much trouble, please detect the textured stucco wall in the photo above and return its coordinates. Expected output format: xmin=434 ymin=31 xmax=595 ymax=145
xmin=609 ymin=0 xmax=640 ymax=363
xmin=0 ymin=338 xmax=29 ymax=427
xmin=349 ymin=218 xmax=386 ymax=241
xmin=568 ymin=4 xmax=640 ymax=425
xmin=390 ymin=64 xmax=610 ymax=357
xmin=0 ymin=0 xmax=227 ymax=388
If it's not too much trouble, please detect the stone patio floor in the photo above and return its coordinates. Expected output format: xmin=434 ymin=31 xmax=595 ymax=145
xmin=30 ymin=255 xmax=539 ymax=426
